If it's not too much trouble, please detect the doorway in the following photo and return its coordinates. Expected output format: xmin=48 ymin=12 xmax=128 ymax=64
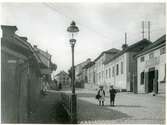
xmin=148 ymin=68 xmax=155 ymax=92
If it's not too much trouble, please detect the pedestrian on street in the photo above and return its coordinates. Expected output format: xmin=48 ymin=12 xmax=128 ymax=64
xmin=97 ymin=85 xmax=105 ymax=106
xmin=109 ymin=85 xmax=117 ymax=106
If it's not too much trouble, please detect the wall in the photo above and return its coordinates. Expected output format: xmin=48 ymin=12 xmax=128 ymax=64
xmin=1 ymin=44 xmax=41 ymax=123
xmin=104 ymin=53 xmax=128 ymax=90
xmin=1 ymin=51 xmax=20 ymax=123
xmin=94 ymin=54 xmax=105 ymax=86
xmin=137 ymin=46 xmax=166 ymax=93
xmin=86 ymin=64 xmax=96 ymax=89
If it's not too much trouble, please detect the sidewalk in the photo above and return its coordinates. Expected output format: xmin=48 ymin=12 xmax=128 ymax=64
xmin=29 ymin=91 xmax=69 ymax=123
xmin=77 ymin=89 xmax=165 ymax=124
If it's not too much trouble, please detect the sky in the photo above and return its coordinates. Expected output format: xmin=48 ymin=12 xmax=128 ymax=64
xmin=1 ymin=2 xmax=166 ymax=75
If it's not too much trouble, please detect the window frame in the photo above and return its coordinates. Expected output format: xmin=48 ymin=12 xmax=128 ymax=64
xmin=160 ymin=47 xmax=166 ymax=55
xmin=140 ymin=72 xmax=144 ymax=85
xmin=140 ymin=56 xmax=145 ymax=62
xmin=116 ymin=64 xmax=119 ymax=76
xmin=149 ymin=52 xmax=154 ymax=59
xmin=121 ymin=62 xmax=123 ymax=74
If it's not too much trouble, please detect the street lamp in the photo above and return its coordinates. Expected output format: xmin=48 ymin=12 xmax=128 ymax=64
xmin=67 ymin=21 xmax=79 ymax=95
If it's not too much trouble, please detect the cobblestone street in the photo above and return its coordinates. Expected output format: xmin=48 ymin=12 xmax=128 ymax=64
xmin=76 ymin=89 xmax=165 ymax=124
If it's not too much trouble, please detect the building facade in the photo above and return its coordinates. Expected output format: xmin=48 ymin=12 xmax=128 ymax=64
xmin=1 ymin=25 xmax=42 ymax=123
xmin=104 ymin=39 xmax=151 ymax=92
xmin=33 ymin=46 xmax=57 ymax=91
xmin=136 ymin=35 xmax=166 ymax=94
xmin=83 ymin=61 xmax=96 ymax=88
xmin=75 ymin=58 xmax=91 ymax=88
xmin=93 ymin=48 xmax=120 ymax=89
xmin=55 ymin=71 xmax=71 ymax=89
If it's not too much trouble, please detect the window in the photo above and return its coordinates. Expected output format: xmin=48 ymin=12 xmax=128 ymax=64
xmin=149 ymin=52 xmax=154 ymax=59
xmin=116 ymin=64 xmax=119 ymax=75
xmin=106 ymin=70 xmax=108 ymax=79
xmin=140 ymin=56 xmax=145 ymax=62
xmin=160 ymin=47 xmax=166 ymax=55
xmin=109 ymin=68 xmax=111 ymax=78
xmin=121 ymin=62 xmax=123 ymax=74
xmin=112 ymin=67 xmax=115 ymax=77
xmin=99 ymin=72 xmax=101 ymax=80
xmin=140 ymin=72 xmax=144 ymax=85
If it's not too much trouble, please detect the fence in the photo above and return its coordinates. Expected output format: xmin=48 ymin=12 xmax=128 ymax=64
xmin=60 ymin=92 xmax=77 ymax=123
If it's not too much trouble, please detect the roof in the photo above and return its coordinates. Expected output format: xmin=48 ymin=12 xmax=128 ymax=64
xmin=136 ymin=35 xmax=166 ymax=57
xmin=83 ymin=61 xmax=95 ymax=69
xmin=56 ymin=71 xmax=68 ymax=76
xmin=1 ymin=25 xmax=41 ymax=64
xmin=14 ymin=35 xmax=42 ymax=64
xmin=104 ymin=39 xmax=152 ymax=65
xmin=94 ymin=48 xmax=120 ymax=62
xmin=34 ymin=46 xmax=52 ymax=68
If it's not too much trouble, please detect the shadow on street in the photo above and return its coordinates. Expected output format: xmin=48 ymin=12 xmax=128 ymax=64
xmin=29 ymin=92 xmax=69 ymax=124
xmin=77 ymin=99 xmax=130 ymax=122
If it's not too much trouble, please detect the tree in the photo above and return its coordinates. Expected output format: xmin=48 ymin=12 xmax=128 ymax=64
xmin=68 ymin=66 xmax=75 ymax=80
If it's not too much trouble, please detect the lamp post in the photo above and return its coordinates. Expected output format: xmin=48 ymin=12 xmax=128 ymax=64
xmin=67 ymin=21 xmax=79 ymax=123
xmin=67 ymin=21 xmax=79 ymax=95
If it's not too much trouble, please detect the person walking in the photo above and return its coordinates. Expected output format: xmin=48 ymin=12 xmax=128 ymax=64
xmin=97 ymin=86 xmax=105 ymax=106
xmin=109 ymin=85 xmax=117 ymax=106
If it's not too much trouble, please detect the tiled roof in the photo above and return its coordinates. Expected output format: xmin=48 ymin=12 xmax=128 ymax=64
xmin=104 ymin=39 xmax=152 ymax=65
xmin=136 ymin=35 xmax=166 ymax=57
xmin=94 ymin=48 xmax=120 ymax=62
xmin=83 ymin=61 xmax=95 ymax=69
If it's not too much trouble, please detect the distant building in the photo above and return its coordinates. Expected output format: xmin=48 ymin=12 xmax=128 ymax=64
xmin=83 ymin=61 xmax=96 ymax=89
xmin=75 ymin=58 xmax=91 ymax=88
xmin=104 ymin=39 xmax=151 ymax=92
xmin=136 ymin=35 xmax=166 ymax=94
xmin=55 ymin=71 xmax=71 ymax=89
xmin=93 ymin=48 xmax=120 ymax=88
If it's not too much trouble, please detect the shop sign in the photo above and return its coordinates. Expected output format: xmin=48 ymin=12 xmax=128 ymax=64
xmin=145 ymin=57 xmax=160 ymax=68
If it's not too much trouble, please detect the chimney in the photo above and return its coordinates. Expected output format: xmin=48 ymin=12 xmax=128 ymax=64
xmin=1 ymin=25 xmax=17 ymax=38
xmin=33 ymin=45 xmax=38 ymax=48
xmin=33 ymin=45 xmax=38 ymax=52
xmin=122 ymin=32 xmax=128 ymax=50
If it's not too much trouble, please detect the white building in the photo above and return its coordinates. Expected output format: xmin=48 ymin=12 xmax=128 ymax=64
xmin=136 ymin=35 xmax=166 ymax=94
xmin=75 ymin=58 xmax=91 ymax=88
xmin=93 ymin=48 xmax=120 ymax=88
xmin=55 ymin=71 xmax=71 ymax=88
xmin=104 ymin=39 xmax=151 ymax=92
xmin=83 ymin=61 xmax=96 ymax=88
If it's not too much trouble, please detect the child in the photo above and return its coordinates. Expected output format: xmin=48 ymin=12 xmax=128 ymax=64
xmin=97 ymin=86 xmax=105 ymax=106
xmin=109 ymin=85 xmax=117 ymax=106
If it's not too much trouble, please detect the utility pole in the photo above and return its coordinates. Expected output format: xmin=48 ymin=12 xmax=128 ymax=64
xmin=142 ymin=21 xmax=145 ymax=39
xmin=125 ymin=32 xmax=127 ymax=45
xmin=148 ymin=21 xmax=150 ymax=41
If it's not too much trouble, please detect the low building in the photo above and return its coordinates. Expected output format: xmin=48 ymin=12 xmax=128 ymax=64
xmin=136 ymin=35 xmax=166 ymax=94
xmin=55 ymin=71 xmax=71 ymax=89
xmin=104 ymin=39 xmax=151 ymax=92
xmin=93 ymin=48 xmax=120 ymax=89
xmin=75 ymin=58 xmax=91 ymax=88
xmin=83 ymin=61 xmax=96 ymax=89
